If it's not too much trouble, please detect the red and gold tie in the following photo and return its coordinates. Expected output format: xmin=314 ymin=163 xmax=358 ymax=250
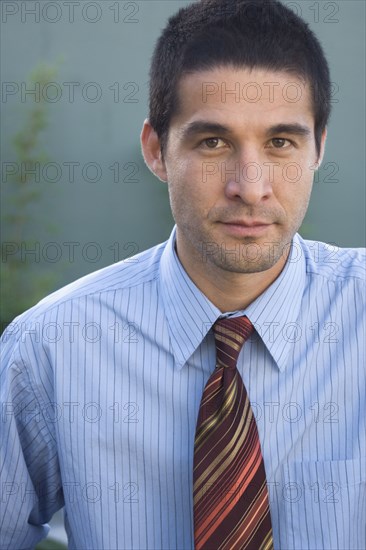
xmin=193 ymin=316 xmax=273 ymax=550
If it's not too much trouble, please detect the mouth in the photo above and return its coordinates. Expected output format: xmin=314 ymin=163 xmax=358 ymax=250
xmin=218 ymin=220 xmax=274 ymax=237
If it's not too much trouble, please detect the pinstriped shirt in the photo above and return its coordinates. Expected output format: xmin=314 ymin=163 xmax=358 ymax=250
xmin=1 ymin=226 xmax=365 ymax=550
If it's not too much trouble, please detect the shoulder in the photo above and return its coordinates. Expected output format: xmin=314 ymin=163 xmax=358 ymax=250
xmin=2 ymin=239 xmax=167 ymax=342
xmin=297 ymin=235 xmax=366 ymax=283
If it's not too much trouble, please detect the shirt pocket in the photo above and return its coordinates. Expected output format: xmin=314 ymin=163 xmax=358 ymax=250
xmin=280 ymin=457 xmax=366 ymax=550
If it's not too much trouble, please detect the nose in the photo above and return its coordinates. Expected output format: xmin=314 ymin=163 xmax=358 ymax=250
xmin=224 ymin=151 xmax=274 ymax=205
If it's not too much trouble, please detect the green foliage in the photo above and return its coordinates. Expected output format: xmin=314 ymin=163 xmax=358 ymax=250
xmin=1 ymin=63 xmax=60 ymax=330
xmin=35 ymin=538 xmax=67 ymax=550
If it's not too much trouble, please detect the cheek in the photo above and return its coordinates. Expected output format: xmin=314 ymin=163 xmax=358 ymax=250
xmin=167 ymin=160 xmax=210 ymax=203
xmin=283 ymin=163 xmax=303 ymax=182
xmin=277 ymin=151 xmax=315 ymax=183
xmin=274 ymin=164 xmax=314 ymax=216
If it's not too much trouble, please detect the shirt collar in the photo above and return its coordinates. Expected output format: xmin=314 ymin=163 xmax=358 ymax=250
xmin=244 ymin=234 xmax=306 ymax=371
xmin=159 ymin=227 xmax=220 ymax=369
xmin=159 ymin=226 xmax=306 ymax=372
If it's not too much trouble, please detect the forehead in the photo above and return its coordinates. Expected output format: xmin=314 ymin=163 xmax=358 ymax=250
xmin=172 ymin=66 xmax=314 ymax=131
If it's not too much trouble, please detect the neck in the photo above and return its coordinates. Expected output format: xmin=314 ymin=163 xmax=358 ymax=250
xmin=175 ymin=239 xmax=289 ymax=313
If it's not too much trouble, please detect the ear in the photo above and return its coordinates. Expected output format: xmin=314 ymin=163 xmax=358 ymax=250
xmin=316 ymin=127 xmax=328 ymax=167
xmin=140 ymin=119 xmax=168 ymax=182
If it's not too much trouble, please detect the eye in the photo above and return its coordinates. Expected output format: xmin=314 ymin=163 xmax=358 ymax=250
xmin=268 ymin=137 xmax=292 ymax=149
xmin=200 ymin=137 xmax=227 ymax=149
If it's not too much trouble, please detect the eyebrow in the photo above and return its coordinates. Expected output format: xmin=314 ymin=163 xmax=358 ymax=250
xmin=178 ymin=120 xmax=312 ymax=141
xmin=179 ymin=121 xmax=232 ymax=141
xmin=265 ymin=123 xmax=312 ymax=138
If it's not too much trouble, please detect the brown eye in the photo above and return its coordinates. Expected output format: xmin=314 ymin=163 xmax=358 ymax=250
xmin=271 ymin=138 xmax=289 ymax=148
xmin=204 ymin=138 xmax=220 ymax=148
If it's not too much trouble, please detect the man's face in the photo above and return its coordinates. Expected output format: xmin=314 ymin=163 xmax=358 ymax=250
xmin=157 ymin=66 xmax=326 ymax=274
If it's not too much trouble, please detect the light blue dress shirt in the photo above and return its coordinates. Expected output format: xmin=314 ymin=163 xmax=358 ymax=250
xmin=1 ymin=227 xmax=365 ymax=550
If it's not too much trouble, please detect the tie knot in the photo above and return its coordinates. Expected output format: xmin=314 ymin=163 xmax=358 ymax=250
xmin=213 ymin=316 xmax=254 ymax=368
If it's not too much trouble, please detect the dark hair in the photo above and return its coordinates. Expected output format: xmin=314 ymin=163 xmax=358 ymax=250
xmin=148 ymin=0 xmax=331 ymax=159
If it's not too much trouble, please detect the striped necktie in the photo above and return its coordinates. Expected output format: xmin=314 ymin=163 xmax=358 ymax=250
xmin=193 ymin=316 xmax=273 ymax=550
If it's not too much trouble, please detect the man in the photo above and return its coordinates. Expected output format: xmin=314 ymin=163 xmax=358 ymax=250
xmin=1 ymin=0 xmax=365 ymax=549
